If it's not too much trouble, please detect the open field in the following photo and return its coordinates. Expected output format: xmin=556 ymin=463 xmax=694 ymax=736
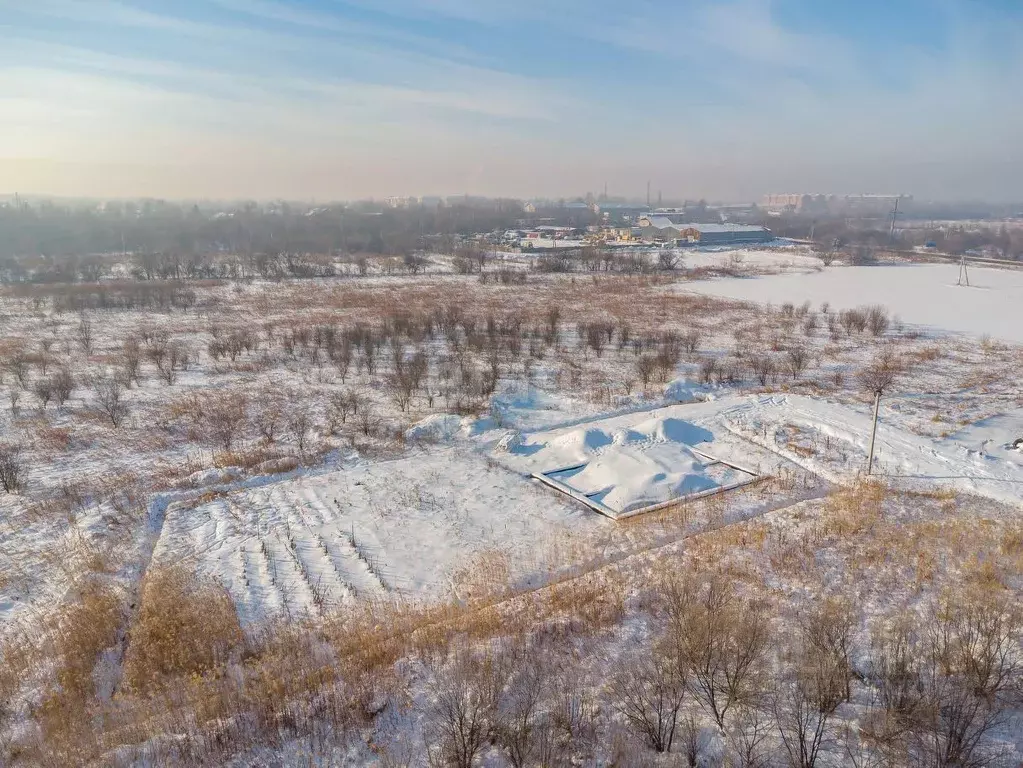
xmin=682 ymin=262 xmax=1023 ymax=342
xmin=1 ymin=249 xmax=1022 ymax=765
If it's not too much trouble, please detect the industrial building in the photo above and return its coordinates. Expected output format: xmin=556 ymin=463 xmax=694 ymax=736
xmin=638 ymin=218 xmax=772 ymax=245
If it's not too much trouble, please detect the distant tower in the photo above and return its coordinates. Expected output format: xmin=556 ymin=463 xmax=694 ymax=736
xmin=646 ymin=181 xmax=651 ymax=207
xmin=658 ymin=190 xmax=663 ymax=206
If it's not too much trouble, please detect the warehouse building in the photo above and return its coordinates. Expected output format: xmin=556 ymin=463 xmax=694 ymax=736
xmin=638 ymin=218 xmax=772 ymax=246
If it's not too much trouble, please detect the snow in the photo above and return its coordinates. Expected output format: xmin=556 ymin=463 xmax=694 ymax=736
xmin=146 ymin=387 xmax=1023 ymax=624
xmin=680 ymin=263 xmax=1023 ymax=343
xmin=724 ymin=394 xmax=1023 ymax=506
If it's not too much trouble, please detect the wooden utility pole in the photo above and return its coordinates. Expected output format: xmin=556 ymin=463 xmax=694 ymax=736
xmin=867 ymin=390 xmax=881 ymax=475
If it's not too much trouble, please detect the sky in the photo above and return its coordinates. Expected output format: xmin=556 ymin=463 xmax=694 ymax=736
xmin=1 ymin=0 xmax=1022 ymax=202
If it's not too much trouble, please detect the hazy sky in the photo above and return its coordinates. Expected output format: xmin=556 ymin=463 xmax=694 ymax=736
xmin=2 ymin=0 xmax=1022 ymax=202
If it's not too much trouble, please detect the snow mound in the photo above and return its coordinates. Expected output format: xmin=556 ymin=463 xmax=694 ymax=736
xmin=405 ymin=414 xmax=466 ymax=443
xmin=664 ymin=378 xmax=712 ymax=403
xmin=633 ymin=416 xmax=714 ymax=446
xmin=496 ymin=431 xmax=524 ymax=452
xmin=552 ymin=427 xmax=614 ymax=454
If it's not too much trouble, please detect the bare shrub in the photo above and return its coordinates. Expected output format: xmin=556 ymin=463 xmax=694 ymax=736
xmin=801 ymin=596 xmax=857 ymax=703
xmin=0 ymin=444 xmax=24 ymax=493
xmin=773 ymin=658 xmax=841 ymax=768
xmin=122 ymin=565 xmax=243 ymax=694
xmin=2 ymin=348 xmax=30 ymax=389
xmin=32 ymin=377 xmax=54 ymax=409
xmin=607 ymin=644 xmax=687 ymax=753
xmin=251 ymin=389 xmax=286 ymax=443
xmin=93 ymin=373 xmax=129 ymax=427
xmin=52 ymin=367 xmax=75 ymax=406
xmin=288 ymin=403 xmax=313 ymax=457
xmin=866 ymin=306 xmax=890 ymax=337
xmin=206 ymin=392 xmax=248 ymax=451
xmin=494 ymin=645 xmax=550 ymax=768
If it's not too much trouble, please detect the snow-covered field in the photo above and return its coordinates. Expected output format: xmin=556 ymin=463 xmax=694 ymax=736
xmin=682 ymin=262 xmax=1023 ymax=342
xmin=149 ymin=389 xmax=1023 ymax=624
xmin=2 ymin=256 xmax=1023 ymax=765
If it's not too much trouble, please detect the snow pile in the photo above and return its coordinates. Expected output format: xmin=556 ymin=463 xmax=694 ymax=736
xmin=663 ymin=377 xmax=713 ymax=403
xmin=405 ymin=414 xmax=467 ymax=443
xmin=498 ymin=409 xmax=758 ymax=516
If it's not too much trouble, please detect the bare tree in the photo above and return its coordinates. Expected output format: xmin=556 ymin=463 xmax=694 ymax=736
xmin=93 ymin=373 xmax=129 ymax=427
xmin=607 ymin=645 xmax=687 ymax=753
xmin=659 ymin=250 xmax=680 ymax=271
xmin=773 ymin=666 xmax=840 ymax=768
xmin=427 ymin=650 xmax=503 ymax=768
xmin=327 ymin=390 xmax=360 ymax=433
xmin=866 ymin=306 xmax=890 ymax=337
xmin=802 ymin=597 xmax=858 ymax=703
xmin=727 ymin=705 xmax=774 ymax=768
xmin=751 ymin=356 xmax=775 ymax=386
xmin=77 ymin=314 xmax=94 ymax=355
xmin=495 ymin=648 xmax=549 ymax=768
xmin=331 ymin=338 xmax=353 ymax=383
xmin=288 ymin=404 xmax=313 ymax=457
xmin=665 ymin=573 xmax=771 ymax=729
xmin=2 ymin=349 xmax=30 ymax=389
xmin=681 ymin=329 xmax=703 ymax=356
xmin=0 ymin=444 xmax=24 ymax=493
xmin=121 ymin=337 xmax=142 ymax=386
xmin=786 ymin=347 xmax=810 ymax=380
xmin=678 ymin=715 xmax=707 ymax=767
xmin=636 ymin=355 xmax=658 ymax=391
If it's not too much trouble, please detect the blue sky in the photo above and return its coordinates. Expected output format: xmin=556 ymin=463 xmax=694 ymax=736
xmin=1 ymin=0 xmax=1021 ymax=200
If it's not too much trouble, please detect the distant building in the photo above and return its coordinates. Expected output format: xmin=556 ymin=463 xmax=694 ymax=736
xmin=762 ymin=193 xmax=912 ymax=216
xmin=639 ymin=219 xmax=772 ymax=245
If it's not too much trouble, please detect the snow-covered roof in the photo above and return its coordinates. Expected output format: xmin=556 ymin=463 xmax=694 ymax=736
xmin=642 ymin=216 xmax=680 ymax=230
xmin=690 ymin=224 xmax=770 ymax=234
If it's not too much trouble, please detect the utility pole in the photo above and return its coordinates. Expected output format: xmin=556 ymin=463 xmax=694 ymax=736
xmin=867 ymin=390 xmax=881 ymax=475
xmin=646 ymin=181 xmax=651 ymax=207
xmin=957 ymin=255 xmax=970 ymax=287
xmin=888 ymin=197 xmax=900 ymax=242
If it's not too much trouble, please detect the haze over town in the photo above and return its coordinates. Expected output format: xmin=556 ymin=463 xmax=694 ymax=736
xmin=3 ymin=0 xmax=1023 ymax=201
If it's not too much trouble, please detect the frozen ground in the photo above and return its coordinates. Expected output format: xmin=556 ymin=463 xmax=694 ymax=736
xmin=681 ymin=263 xmax=1023 ymax=342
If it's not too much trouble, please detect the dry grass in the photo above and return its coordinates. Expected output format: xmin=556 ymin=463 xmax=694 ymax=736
xmin=121 ymin=565 xmax=244 ymax=695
